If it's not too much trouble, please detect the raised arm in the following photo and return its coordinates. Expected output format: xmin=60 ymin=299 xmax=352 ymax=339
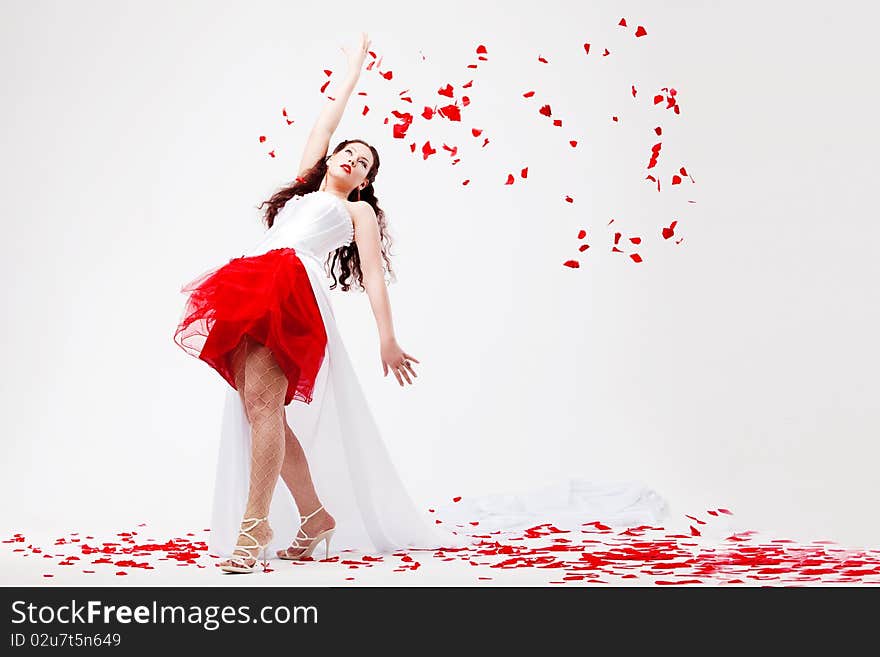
xmin=297 ymin=32 xmax=371 ymax=176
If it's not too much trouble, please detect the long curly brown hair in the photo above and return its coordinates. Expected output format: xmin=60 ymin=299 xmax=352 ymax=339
xmin=255 ymin=139 xmax=396 ymax=292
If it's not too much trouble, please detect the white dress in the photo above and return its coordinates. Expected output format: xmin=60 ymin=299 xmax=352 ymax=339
xmin=208 ymin=190 xmax=475 ymax=557
xmin=206 ymin=190 xmax=670 ymax=558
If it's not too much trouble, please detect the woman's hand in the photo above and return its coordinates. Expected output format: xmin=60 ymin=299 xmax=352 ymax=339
xmin=341 ymin=32 xmax=371 ymax=78
xmin=381 ymin=338 xmax=419 ymax=387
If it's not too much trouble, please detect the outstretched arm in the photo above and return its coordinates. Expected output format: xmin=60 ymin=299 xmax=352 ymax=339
xmin=298 ymin=33 xmax=371 ymax=174
xmin=352 ymin=203 xmax=419 ymax=387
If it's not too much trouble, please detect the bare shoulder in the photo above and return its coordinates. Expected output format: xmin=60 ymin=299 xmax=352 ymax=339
xmin=347 ymin=200 xmax=378 ymax=227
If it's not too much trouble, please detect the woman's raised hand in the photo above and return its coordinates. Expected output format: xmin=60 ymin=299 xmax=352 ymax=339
xmin=380 ymin=338 xmax=420 ymax=387
xmin=341 ymin=32 xmax=371 ymax=77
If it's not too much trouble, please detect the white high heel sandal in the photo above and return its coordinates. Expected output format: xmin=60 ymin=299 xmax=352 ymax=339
xmin=218 ymin=516 xmax=272 ymax=574
xmin=277 ymin=505 xmax=336 ymax=561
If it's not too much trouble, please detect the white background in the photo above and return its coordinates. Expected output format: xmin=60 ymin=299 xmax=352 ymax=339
xmin=2 ymin=0 xmax=878 ymax=550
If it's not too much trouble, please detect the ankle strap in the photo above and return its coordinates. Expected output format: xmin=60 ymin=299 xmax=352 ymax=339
xmin=299 ymin=505 xmax=324 ymax=522
xmin=240 ymin=516 xmax=268 ymax=531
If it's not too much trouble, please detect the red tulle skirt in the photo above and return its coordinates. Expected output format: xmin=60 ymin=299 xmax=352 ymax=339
xmin=173 ymin=247 xmax=327 ymax=406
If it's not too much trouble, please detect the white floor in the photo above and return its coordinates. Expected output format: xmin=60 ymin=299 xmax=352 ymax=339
xmin=5 ymin=511 xmax=880 ymax=587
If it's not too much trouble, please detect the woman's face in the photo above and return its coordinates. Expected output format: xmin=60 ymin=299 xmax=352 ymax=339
xmin=331 ymin=143 xmax=373 ymax=190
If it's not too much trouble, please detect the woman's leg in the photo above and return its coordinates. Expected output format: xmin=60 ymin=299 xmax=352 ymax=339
xmin=276 ymin=421 xmax=336 ymax=558
xmin=217 ymin=335 xmax=287 ymax=569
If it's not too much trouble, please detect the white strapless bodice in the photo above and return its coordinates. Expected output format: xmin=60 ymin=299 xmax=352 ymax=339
xmin=242 ymin=190 xmax=355 ymax=263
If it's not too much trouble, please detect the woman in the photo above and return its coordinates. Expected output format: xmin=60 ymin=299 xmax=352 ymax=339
xmin=173 ymin=32 xmax=472 ymax=573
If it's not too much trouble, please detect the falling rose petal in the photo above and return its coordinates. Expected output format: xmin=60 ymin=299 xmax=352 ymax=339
xmin=505 ymin=174 xmax=515 ymax=185
xmin=685 ymin=514 xmax=706 ymax=525
xmin=462 ymin=80 xmax=474 ymax=88
xmin=564 ymin=196 xmax=573 ymax=203
xmin=462 ymin=96 xmax=470 ymax=107
xmin=553 ymin=119 xmax=562 ymax=127
xmin=630 ymin=253 xmax=643 ymax=263
xmin=563 ymin=260 xmax=580 ymax=269
xmin=438 ymin=104 xmax=461 ymax=121
xmin=381 ymin=70 xmax=393 ymax=80
xmin=583 ymin=43 xmax=590 ymax=54
xmin=619 ymin=18 xmax=627 ymax=26
xmin=635 ymin=25 xmax=648 ymax=37
xmin=471 ymin=128 xmax=483 ymax=137
xmin=521 ymin=167 xmax=528 ymax=178
xmin=602 ymin=48 xmax=610 ymax=56
xmin=612 ymin=116 xmax=618 ymax=122
xmin=523 ymin=90 xmax=535 ymax=98
xmin=577 ymin=230 xmax=586 ymax=239
xmin=476 ymin=45 xmax=488 ymax=54
xmin=539 ymin=104 xmax=552 ymax=117
xmin=462 ymin=179 xmax=470 ymax=186
xmin=438 ymin=84 xmax=454 ymax=98
xmin=323 ymin=69 xmax=332 ymax=77
xmin=690 ymin=526 xmax=702 ymax=537
xmin=482 ymin=138 xmax=490 ymax=147
xmin=320 ymin=80 xmax=330 ymax=93
xmin=631 ymin=85 xmax=637 ymax=97
xmin=362 ymin=105 xmax=369 ymax=116
xmin=570 ymin=140 xmax=578 ymax=147
xmin=422 ymin=107 xmax=435 ymax=120
xmin=421 ymin=141 xmax=436 ymax=160
xmin=647 ymin=142 xmax=662 ymax=168
xmin=538 ymin=55 xmax=548 ymax=63
xmin=578 ymin=244 xmax=589 ymax=252
xmin=259 ymin=135 xmax=266 ymax=143
xmin=268 ymin=151 xmax=275 ymax=158
xmin=672 ymin=175 xmax=682 ymax=184
xmin=718 ymin=509 xmax=733 ymax=515
xmin=629 ymin=236 xmax=641 ymax=244
xmin=453 ymin=496 xmax=462 ymax=503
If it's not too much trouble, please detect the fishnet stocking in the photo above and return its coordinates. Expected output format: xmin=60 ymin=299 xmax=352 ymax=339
xmin=217 ymin=334 xmax=286 ymax=569
xmin=216 ymin=334 xmax=336 ymax=565
xmin=276 ymin=419 xmax=336 ymax=558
